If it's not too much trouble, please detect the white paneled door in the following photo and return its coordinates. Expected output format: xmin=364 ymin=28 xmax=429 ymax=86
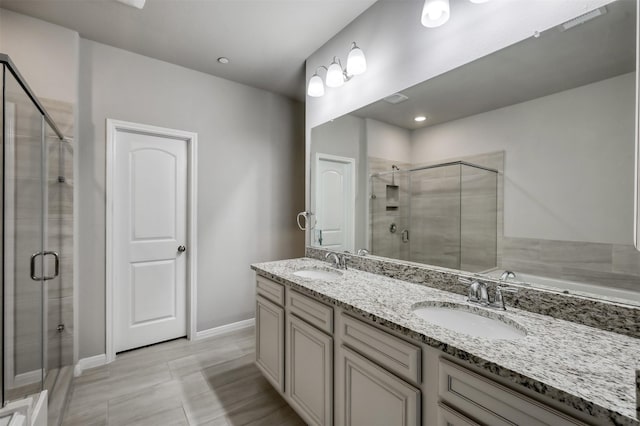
xmin=314 ymin=154 xmax=355 ymax=252
xmin=113 ymin=130 xmax=188 ymax=353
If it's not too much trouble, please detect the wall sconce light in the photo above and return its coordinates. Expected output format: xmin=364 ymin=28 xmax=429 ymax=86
xmin=422 ymin=0 xmax=489 ymax=28
xmin=307 ymin=42 xmax=367 ymax=98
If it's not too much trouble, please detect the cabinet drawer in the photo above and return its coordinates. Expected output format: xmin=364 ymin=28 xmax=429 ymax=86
xmin=256 ymin=275 xmax=285 ymax=306
xmin=288 ymin=290 xmax=333 ymax=333
xmin=438 ymin=359 xmax=585 ymax=426
xmin=339 ymin=314 xmax=421 ymax=384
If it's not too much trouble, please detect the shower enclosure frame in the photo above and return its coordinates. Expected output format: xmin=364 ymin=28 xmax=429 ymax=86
xmin=370 ymin=160 xmax=499 ymax=272
xmin=1 ymin=53 xmax=66 ymax=406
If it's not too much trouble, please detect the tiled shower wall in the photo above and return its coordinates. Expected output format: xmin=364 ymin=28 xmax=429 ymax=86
xmin=369 ymin=157 xmax=411 ymax=261
xmin=369 ymin=152 xmax=502 ymax=273
xmin=369 ymin=150 xmax=640 ymax=291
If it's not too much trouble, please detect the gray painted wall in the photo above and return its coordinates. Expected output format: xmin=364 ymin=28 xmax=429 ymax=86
xmin=78 ymin=39 xmax=304 ymax=358
xmin=365 ymin=118 xmax=411 ymax=164
xmin=0 ymin=9 xmax=79 ymax=105
xmin=411 ymin=73 xmax=635 ymax=245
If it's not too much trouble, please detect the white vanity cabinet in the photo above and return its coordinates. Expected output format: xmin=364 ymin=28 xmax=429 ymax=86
xmin=254 ymin=274 xmax=593 ymax=426
xmin=255 ymin=276 xmax=334 ymax=426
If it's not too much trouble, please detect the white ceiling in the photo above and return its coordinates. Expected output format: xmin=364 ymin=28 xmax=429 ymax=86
xmin=0 ymin=0 xmax=379 ymax=101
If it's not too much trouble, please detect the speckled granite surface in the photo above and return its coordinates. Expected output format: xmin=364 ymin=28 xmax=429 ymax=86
xmin=306 ymin=247 xmax=640 ymax=339
xmin=252 ymin=257 xmax=640 ymax=426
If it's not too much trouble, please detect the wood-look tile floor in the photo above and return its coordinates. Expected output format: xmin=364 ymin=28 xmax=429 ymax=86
xmin=62 ymin=328 xmax=305 ymax=426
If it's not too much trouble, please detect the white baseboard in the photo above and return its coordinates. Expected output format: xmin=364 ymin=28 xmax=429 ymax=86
xmin=13 ymin=369 xmax=45 ymax=388
xmin=74 ymin=354 xmax=107 ymax=377
xmin=195 ymin=318 xmax=255 ymax=340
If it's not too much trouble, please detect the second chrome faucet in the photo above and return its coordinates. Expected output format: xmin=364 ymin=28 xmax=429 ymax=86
xmin=458 ymin=277 xmax=518 ymax=310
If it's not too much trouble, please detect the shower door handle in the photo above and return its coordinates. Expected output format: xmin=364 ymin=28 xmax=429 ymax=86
xmin=30 ymin=251 xmax=59 ymax=281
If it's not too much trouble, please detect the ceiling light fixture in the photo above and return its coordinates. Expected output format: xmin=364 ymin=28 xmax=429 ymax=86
xmin=421 ymin=0 xmax=450 ymax=28
xmin=115 ymin=0 xmax=146 ymax=10
xmin=421 ymin=0 xmax=489 ymax=28
xmin=414 ymin=116 xmax=427 ymax=122
xmin=217 ymin=57 xmax=230 ymax=64
xmin=307 ymin=42 xmax=366 ymax=98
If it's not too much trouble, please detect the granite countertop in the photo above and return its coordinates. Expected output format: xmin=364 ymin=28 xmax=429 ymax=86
xmin=252 ymin=257 xmax=640 ymax=426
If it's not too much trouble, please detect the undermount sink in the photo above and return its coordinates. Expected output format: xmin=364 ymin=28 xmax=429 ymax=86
xmin=412 ymin=303 xmax=526 ymax=340
xmin=293 ymin=268 xmax=343 ymax=280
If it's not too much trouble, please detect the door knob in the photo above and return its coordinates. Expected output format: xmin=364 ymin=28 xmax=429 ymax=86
xmin=178 ymin=245 xmax=186 ymax=253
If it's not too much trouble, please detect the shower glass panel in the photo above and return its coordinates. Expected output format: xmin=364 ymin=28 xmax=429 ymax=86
xmin=370 ymin=161 xmax=498 ymax=272
xmin=460 ymin=164 xmax=497 ymax=273
xmin=3 ymin=65 xmax=46 ymax=401
xmin=409 ymin=164 xmax=462 ymax=269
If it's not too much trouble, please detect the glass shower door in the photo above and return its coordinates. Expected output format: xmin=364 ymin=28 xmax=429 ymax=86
xmin=3 ymin=66 xmax=46 ymax=401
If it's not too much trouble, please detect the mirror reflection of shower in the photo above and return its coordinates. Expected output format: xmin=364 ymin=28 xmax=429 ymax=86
xmin=370 ymin=161 xmax=498 ymax=272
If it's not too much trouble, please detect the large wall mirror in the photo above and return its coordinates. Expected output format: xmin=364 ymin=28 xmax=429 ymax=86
xmin=310 ymin=0 xmax=640 ymax=306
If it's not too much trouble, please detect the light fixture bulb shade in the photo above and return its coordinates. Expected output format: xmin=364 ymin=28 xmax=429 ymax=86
xmin=347 ymin=45 xmax=367 ymax=75
xmin=307 ymin=74 xmax=325 ymax=97
xmin=421 ymin=0 xmax=450 ymax=28
xmin=326 ymin=61 xmax=345 ymax=88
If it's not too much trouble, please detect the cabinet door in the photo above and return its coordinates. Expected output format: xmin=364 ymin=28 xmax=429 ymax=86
xmin=286 ymin=314 xmax=333 ymax=426
xmin=337 ymin=345 xmax=420 ymax=426
xmin=255 ymin=295 xmax=284 ymax=392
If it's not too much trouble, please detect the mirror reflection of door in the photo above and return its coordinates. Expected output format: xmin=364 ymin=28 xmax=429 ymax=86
xmin=315 ymin=154 xmax=355 ymax=252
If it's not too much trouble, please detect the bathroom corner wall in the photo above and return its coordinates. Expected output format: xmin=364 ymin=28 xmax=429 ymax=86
xmin=78 ymin=40 xmax=305 ymax=358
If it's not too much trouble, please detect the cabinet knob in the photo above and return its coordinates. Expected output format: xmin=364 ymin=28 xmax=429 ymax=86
xmin=178 ymin=245 xmax=186 ymax=253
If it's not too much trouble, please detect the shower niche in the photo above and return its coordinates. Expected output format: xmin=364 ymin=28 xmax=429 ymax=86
xmin=370 ymin=161 xmax=498 ymax=272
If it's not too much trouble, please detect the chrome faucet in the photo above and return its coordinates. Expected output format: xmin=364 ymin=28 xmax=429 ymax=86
xmin=500 ymin=270 xmax=516 ymax=281
xmin=325 ymin=252 xmax=340 ymax=268
xmin=458 ymin=277 xmax=518 ymax=310
xmin=325 ymin=252 xmax=348 ymax=270
xmin=357 ymin=248 xmax=369 ymax=256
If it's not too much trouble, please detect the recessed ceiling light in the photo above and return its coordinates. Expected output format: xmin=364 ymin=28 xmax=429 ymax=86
xmin=414 ymin=116 xmax=427 ymax=122
xmin=217 ymin=57 xmax=230 ymax=64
